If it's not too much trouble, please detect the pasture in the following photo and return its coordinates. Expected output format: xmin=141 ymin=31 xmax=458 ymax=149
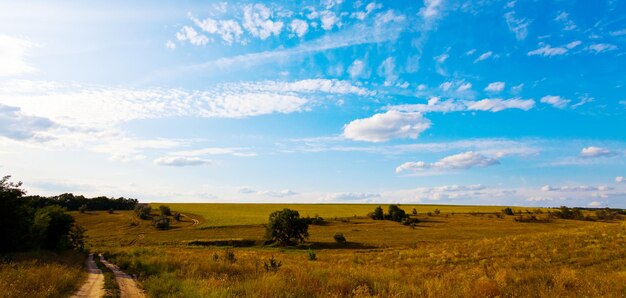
xmin=71 ymin=204 xmax=626 ymax=297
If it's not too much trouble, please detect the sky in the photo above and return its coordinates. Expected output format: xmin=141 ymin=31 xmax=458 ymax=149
xmin=0 ymin=0 xmax=625 ymax=207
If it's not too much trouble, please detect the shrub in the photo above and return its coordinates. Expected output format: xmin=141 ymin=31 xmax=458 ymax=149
xmin=78 ymin=204 xmax=87 ymax=214
xmin=263 ymin=256 xmax=282 ymax=272
xmin=307 ymin=249 xmax=317 ymax=261
xmin=433 ymin=209 xmax=441 ymax=215
xmin=32 ymin=205 xmax=75 ymax=250
xmin=305 ymin=214 xmax=326 ymax=225
xmin=159 ymin=205 xmax=171 ymax=216
xmin=552 ymin=206 xmax=584 ymax=220
xmin=412 ymin=208 xmax=418 ymax=215
xmin=502 ymin=207 xmax=514 ymax=216
xmin=108 ymin=208 xmax=114 ymax=214
xmin=333 ymin=233 xmax=347 ymax=244
xmin=371 ymin=206 xmax=384 ymax=220
xmin=387 ymin=205 xmax=407 ymax=222
xmin=134 ymin=204 xmax=152 ymax=220
xmin=153 ymin=215 xmax=170 ymax=230
xmin=266 ymin=209 xmax=309 ymax=246
xmin=173 ymin=213 xmax=182 ymax=221
xmin=224 ymin=249 xmax=236 ymax=262
xmin=68 ymin=225 xmax=86 ymax=251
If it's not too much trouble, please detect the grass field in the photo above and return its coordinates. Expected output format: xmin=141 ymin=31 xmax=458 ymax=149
xmin=149 ymin=203 xmax=532 ymax=227
xmin=0 ymin=250 xmax=85 ymax=298
xmin=71 ymin=204 xmax=626 ymax=297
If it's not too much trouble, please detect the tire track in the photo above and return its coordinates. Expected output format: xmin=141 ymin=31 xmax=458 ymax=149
xmin=71 ymin=254 xmax=105 ymax=298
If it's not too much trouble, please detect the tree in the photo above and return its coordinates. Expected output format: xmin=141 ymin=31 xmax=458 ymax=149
xmin=502 ymin=207 xmax=514 ymax=216
xmin=372 ymin=206 xmax=384 ymax=220
xmin=0 ymin=176 xmax=32 ymax=252
xmin=134 ymin=204 xmax=152 ymax=219
xmin=32 ymin=205 xmax=75 ymax=249
xmin=78 ymin=204 xmax=87 ymax=213
xmin=159 ymin=205 xmax=171 ymax=216
xmin=412 ymin=208 xmax=418 ymax=216
xmin=266 ymin=209 xmax=309 ymax=246
xmin=68 ymin=225 xmax=87 ymax=251
xmin=388 ymin=205 xmax=407 ymax=222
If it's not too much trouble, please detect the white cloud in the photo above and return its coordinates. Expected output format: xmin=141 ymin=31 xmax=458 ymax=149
xmin=555 ymin=11 xmax=576 ymax=31
xmin=348 ymin=59 xmax=366 ymax=78
xmin=378 ymin=57 xmax=398 ymax=86
xmin=616 ymin=176 xmax=625 ymax=183
xmin=473 ymin=51 xmax=493 ymax=63
xmin=528 ymin=41 xmax=581 ymax=57
xmin=176 ymin=26 xmax=209 ymax=46
xmin=165 ymin=40 xmax=176 ymax=50
xmin=396 ymin=151 xmax=499 ymax=173
xmin=320 ymin=11 xmax=340 ymax=30
xmin=343 ymin=111 xmax=431 ymax=142
xmin=238 ymin=187 xmax=297 ymax=197
xmin=0 ymin=35 xmax=38 ymax=77
xmin=189 ymin=14 xmax=244 ymax=45
xmin=154 ymin=156 xmax=211 ymax=167
xmin=457 ymin=83 xmax=472 ymax=92
xmin=585 ymin=43 xmax=618 ymax=54
xmin=540 ymin=95 xmax=570 ymax=109
xmin=322 ymin=192 xmax=381 ymax=201
xmin=484 ymin=82 xmax=505 ymax=92
xmin=587 ymin=201 xmax=603 ymax=207
xmin=420 ymin=0 xmax=444 ymax=20
xmin=93 ymin=138 xmax=186 ymax=162
xmin=351 ymin=2 xmax=382 ymax=20
xmin=580 ymin=146 xmax=616 ymax=158
xmin=541 ymin=185 xmax=612 ymax=192
xmin=571 ymin=95 xmax=593 ymax=109
xmin=168 ymin=147 xmax=256 ymax=157
xmin=290 ymin=19 xmax=309 ymax=37
xmin=0 ymin=103 xmax=55 ymax=141
xmin=504 ymin=11 xmax=530 ymax=40
xmin=242 ymin=4 xmax=283 ymax=39
xmin=610 ymin=29 xmax=626 ymax=36
xmin=511 ymin=84 xmax=524 ymax=94
xmin=390 ymin=98 xmax=535 ymax=113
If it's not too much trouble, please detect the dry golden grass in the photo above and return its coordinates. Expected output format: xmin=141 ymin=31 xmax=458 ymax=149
xmin=0 ymin=250 xmax=85 ymax=298
xmin=72 ymin=205 xmax=626 ymax=297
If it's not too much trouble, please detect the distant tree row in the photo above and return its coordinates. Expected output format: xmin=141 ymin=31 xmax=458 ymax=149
xmin=369 ymin=205 xmax=419 ymax=226
xmin=1 ymin=176 xmax=85 ymax=252
xmin=25 ymin=193 xmax=138 ymax=211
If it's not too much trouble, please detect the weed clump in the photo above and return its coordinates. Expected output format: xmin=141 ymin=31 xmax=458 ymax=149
xmin=307 ymin=249 xmax=317 ymax=261
xmin=263 ymin=256 xmax=281 ymax=272
xmin=333 ymin=233 xmax=347 ymax=244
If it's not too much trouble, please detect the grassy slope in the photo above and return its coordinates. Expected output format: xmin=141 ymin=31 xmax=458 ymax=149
xmin=150 ymin=203 xmax=536 ymax=227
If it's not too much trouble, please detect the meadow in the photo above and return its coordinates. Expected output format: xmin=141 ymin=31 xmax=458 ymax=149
xmin=72 ymin=204 xmax=626 ymax=298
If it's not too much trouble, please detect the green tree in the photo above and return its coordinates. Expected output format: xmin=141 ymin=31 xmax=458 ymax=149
xmin=134 ymin=204 xmax=152 ymax=219
xmin=502 ymin=207 xmax=514 ymax=216
xmin=154 ymin=214 xmax=170 ymax=230
xmin=0 ymin=176 xmax=32 ymax=252
xmin=388 ymin=205 xmax=407 ymax=222
xmin=266 ymin=209 xmax=309 ymax=246
xmin=68 ymin=224 xmax=87 ymax=251
xmin=32 ymin=205 xmax=74 ymax=249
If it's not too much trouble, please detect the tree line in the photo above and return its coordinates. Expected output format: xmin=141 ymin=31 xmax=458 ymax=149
xmin=25 ymin=193 xmax=138 ymax=211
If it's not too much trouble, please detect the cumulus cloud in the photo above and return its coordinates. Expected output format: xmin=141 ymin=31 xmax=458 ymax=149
xmin=165 ymin=40 xmax=176 ymax=50
xmin=395 ymin=151 xmax=500 ymax=173
xmin=290 ymin=19 xmax=309 ymax=37
xmin=189 ymin=14 xmax=244 ymax=45
xmin=242 ymin=4 xmax=284 ymax=39
xmin=176 ymin=26 xmax=209 ymax=46
xmin=540 ymin=95 xmax=570 ymax=109
xmin=580 ymin=146 xmax=616 ymax=158
xmin=616 ymin=176 xmax=625 ymax=183
xmin=154 ymin=156 xmax=211 ymax=167
xmin=0 ymin=35 xmax=38 ymax=76
xmin=351 ymin=2 xmax=382 ymax=20
xmin=0 ymin=103 xmax=55 ymax=141
xmin=343 ymin=111 xmax=431 ymax=142
xmin=541 ymin=185 xmax=612 ymax=192
xmin=420 ymin=0 xmax=444 ymax=20
xmin=484 ymin=82 xmax=505 ymax=93
xmin=585 ymin=43 xmax=618 ymax=54
xmin=528 ymin=41 xmax=581 ymax=57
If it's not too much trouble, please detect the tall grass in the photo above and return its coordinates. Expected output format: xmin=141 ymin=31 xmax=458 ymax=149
xmin=101 ymin=221 xmax=626 ymax=297
xmin=0 ymin=250 xmax=85 ymax=298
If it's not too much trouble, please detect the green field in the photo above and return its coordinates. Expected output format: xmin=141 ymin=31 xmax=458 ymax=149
xmin=151 ymin=203 xmax=530 ymax=227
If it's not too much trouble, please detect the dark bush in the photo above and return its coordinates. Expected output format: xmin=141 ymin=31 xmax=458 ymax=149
xmin=502 ymin=207 xmax=514 ymax=216
xmin=153 ymin=215 xmax=170 ymax=230
xmin=308 ymin=249 xmax=317 ymax=261
xmin=370 ymin=206 xmax=384 ymax=220
xmin=333 ymin=232 xmax=347 ymax=244
xmin=134 ymin=204 xmax=152 ymax=220
xmin=32 ymin=205 xmax=75 ymax=249
xmin=387 ymin=205 xmax=407 ymax=222
xmin=173 ymin=213 xmax=182 ymax=221
xmin=551 ymin=206 xmax=584 ymax=220
xmin=78 ymin=204 xmax=87 ymax=213
xmin=412 ymin=208 xmax=418 ymax=215
xmin=433 ymin=209 xmax=441 ymax=215
xmin=159 ymin=205 xmax=171 ymax=216
xmin=264 ymin=256 xmax=282 ymax=272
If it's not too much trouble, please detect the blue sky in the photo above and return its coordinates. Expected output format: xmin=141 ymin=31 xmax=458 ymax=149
xmin=1 ymin=0 xmax=625 ymax=207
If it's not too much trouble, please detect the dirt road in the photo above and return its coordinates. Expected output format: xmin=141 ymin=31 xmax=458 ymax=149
xmin=99 ymin=255 xmax=145 ymax=298
xmin=71 ymin=254 xmax=105 ymax=298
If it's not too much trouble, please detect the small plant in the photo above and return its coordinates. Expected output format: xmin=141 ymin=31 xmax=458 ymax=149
xmin=307 ymin=249 xmax=317 ymax=261
xmin=224 ymin=249 xmax=236 ymax=262
xmin=108 ymin=208 xmax=114 ymax=214
xmin=173 ymin=213 xmax=182 ymax=221
xmin=333 ymin=232 xmax=347 ymax=244
xmin=263 ymin=256 xmax=282 ymax=272
xmin=159 ymin=205 xmax=172 ymax=216
xmin=153 ymin=215 xmax=170 ymax=230
xmin=212 ymin=253 xmax=219 ymax=261
xmin=412 ymin=208 xmax=418 ymax=215
xmin=502 ymin=207 xmax=514 ymax=216
xmin=78 ymin=204 xmax=87 ymax=213
xmin=134 ymin=204 xmax=152 ymax=220
xmin=433 ymin=209 xmax=441 ymax=215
